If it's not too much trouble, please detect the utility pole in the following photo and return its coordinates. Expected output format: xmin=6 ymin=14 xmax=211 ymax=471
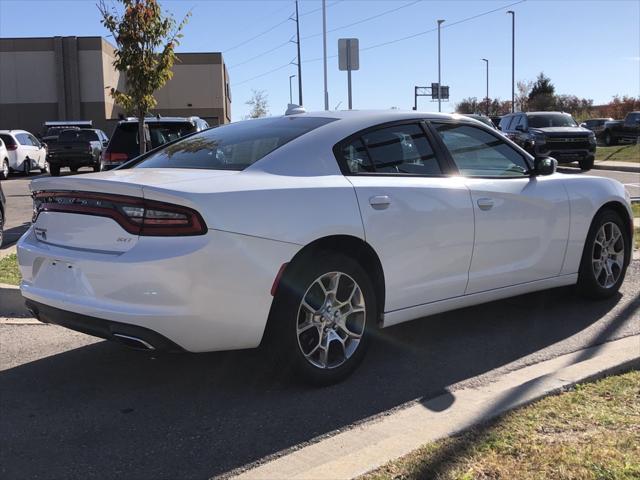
xmin=289 ymin=74 xmax=296 ymax=104
xmin=482 ymin=58 xmax=489 ymax=115
xmin=507 ymin=10 xmax=515 ymax=112
xmin=295 ymin=0 xmax=303 ymax=106
xmin=322 ymin=0 xmax=329 ymax=110
xmin=437 ymin=19 xmax=445 ymax=112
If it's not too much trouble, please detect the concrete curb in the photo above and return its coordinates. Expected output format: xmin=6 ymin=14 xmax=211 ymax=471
xmin=592 ymin=163 xmax=640 ymax=173
xmin=234 ymin=335 xmax=640 ymax=480
xmin=0 ymin=282 xmax=30 ymax=318
xmin=0 ymin=244 xmax=17 ymax=259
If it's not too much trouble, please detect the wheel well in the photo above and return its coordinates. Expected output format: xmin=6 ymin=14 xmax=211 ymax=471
xmin=595 ymin=201 xmax=633 ymax=262
xmin=285 ymin=235 xmax=386 ymax=321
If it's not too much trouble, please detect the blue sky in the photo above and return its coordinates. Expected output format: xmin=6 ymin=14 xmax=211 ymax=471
xmin=1 ymin=0 xmax=638 ymax=120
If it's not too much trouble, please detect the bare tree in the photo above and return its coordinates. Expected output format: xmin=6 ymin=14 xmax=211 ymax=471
xmin=516 ymin=80 xmax=532 ymax=112
xmin=245 ymin=90 xmax=269 ymax=119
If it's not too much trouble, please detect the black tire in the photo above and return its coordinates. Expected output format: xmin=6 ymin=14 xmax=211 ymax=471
xmin=70 ymin=166 xmax=79 ymax=173
xmin=265 ymin=251 xmax=377 ymax=385
xmin=577 ymin=209 xmax=630 ymax=299
xmin=93 ymin=163 xmax=100 ymax=172
xmin=23 ymin=158 xmax=31 ymax=176
xmin=1 ymin=159 xmax=8 ymax=180
xmin=49 ymin=165 xmax=61 ymax=176
xmin=579 ymin=157 xmax=594 ymax=171
xmin=604 ymin=131 xmax=616 ymax=146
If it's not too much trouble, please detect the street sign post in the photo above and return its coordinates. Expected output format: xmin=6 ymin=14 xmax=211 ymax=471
xmin=338 ymin=38 xmax=359 ymax=110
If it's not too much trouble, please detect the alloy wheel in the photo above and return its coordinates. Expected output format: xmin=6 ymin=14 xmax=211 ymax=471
xmin=296 ymin=271 xmax=366 ymax=369
xmin=591 ymin=222 xmax=625 ymax=288
xmin=1 ymin=161 xmax=8 ymax=179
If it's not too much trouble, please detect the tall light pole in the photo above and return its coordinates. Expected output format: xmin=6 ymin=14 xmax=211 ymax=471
xmin=437 ymin=19 xmax=445 ymax=112
xmin=507 ymin=10 xmax=515 ymax=112
xmin=482 ymin=58 xmax=489 ymax=115
xmin=295 ymin=0 xmax=303 ymax=106
xmin=289 ymin=74 xmax=296 ymax=104
xmin=322 ymin=0 xmax=329 ymax=110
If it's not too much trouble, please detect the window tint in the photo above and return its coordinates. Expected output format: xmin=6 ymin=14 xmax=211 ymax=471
xmin=0 ymin=135 xmax=16 ymax=148
xmin=514 ymin=115 xmax=527 ymax=130
xmin=499 ymin=115 xmax=514 ymax=131
xmin=528 ymin=114 xmax=577 ymax=128
xmin=433 ymin=123 xmax=530 ymax=177
xmin=132 ymin=116 xmax=337 ymax=171
xmin=339 ymin=123 xmax=441 ymax=175
xmin=108 ymin=121 xmax=198 ymax=155
xmin=15 ymin=133 xmax=31 ymax=145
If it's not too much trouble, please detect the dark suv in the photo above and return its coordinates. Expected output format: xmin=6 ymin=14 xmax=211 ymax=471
xmin=500 ymin=112 xmax=596 ymax=170
xmin=101 ymin=116 xmax=210 ymax=170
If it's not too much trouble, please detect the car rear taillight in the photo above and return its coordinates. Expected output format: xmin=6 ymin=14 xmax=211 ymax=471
xmin=102 ymin=152 xmax=128 ymax=164
xmin=33 ymin=191 xmax=207 ymax=236
xmin=6 ymin=144 xmax=17 ymax=151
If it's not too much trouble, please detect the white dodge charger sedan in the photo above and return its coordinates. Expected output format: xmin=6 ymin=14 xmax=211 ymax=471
xmin=17 ymin=111 xmax=633 ymax=384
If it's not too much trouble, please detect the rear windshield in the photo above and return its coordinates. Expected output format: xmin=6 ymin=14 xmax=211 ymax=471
xmin=59 ymin=130 xmax=99 ymax=142
xmin=528 ymin=114 xmax=577 ymax=128
xmin=45 ymin=126 xmax=79 ymax=137
xmin=131 ymin=116 xmax=337 ymax=171
xmin=108 ymin=121 xmax=197 ymax=155
xmin=0 ymin=134 xmax=16 ymax=147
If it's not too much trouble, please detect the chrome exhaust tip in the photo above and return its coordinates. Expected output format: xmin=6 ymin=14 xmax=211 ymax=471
xmin=113 ymin=333 xmax=156 ymax=351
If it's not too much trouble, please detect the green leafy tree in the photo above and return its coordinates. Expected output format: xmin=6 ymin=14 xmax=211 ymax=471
xmin=528 ymin=72 xmax=556 ymax=111
xmin=98 ymin=0 xmax=190 ymax=154
xmin=245 ymin=89 xmax=269 ymax=119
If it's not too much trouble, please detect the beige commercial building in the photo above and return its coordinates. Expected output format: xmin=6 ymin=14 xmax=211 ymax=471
xmin=0 ymin=36 xmax=231 ymax=135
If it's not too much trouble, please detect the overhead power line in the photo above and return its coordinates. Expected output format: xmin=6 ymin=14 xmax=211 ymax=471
xmin=231 ymin=0 xmax=526 ymax=87
xmin=303 ymin=0 xmax=421 ymax=40
xmin=223 ymin=16 xmax=292 ymax=53
xmin=300 ymin=0 xmax=343 ymax=17
xmin=228 ymin=39 xmax=292 ymax=69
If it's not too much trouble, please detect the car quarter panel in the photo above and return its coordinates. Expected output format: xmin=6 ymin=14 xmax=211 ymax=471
xmin=140 ymin=172 xmax=365 ymax=246
xmin=19 ymin=227 xmax=299 ymax=352
xmin=560 ymin=175 xmax=633 ymax=275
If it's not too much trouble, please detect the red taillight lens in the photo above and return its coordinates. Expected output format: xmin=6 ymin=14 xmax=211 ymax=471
xmin=102 ymin=152 xmax=128 ymax=164
xmin=33 ymin=191 xmax=207 ymax=236
xmin=6 ymin=144 xmax=18 ymax=151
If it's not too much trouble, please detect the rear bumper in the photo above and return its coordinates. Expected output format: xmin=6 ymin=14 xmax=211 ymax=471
xmin=100 ymin=162 xmax=125 ymax=171
xmin=18 ymin=227 xmax=300 ymax=352
xmin=25 ymin=300 xmax=184 ymax=352
xmin=48 ymin=154 xmax=96 ymax=167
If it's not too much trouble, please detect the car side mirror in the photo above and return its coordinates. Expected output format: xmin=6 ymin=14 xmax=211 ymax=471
xmin=515 ymin=125 xmax=525 ymax=132
xmin=533 ymin=156 xmax=557 ymax=176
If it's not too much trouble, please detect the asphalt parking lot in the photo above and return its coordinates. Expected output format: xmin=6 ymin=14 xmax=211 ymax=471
xmin=1 ymin=165 xmax=639 ymax=479
xmin=1 ymin=263 xmax=638 ymax=479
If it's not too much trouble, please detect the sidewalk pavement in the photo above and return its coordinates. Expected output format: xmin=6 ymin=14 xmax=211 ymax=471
xmin=0 ymin=243 xmax=17 ymax=259
xmin=593 ymin=160 xmax=640 ymax=173
xmin=234 ymin=335 xmax=640 ymax=480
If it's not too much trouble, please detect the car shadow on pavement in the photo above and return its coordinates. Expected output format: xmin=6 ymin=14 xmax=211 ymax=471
xmin=1 ymin=284 xmax=638 ymax=480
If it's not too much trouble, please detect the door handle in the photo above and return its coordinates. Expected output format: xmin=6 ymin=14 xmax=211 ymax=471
xmin=476 ymin=198 xmax=494 ymax=211
xmin=369 ymin=195 xmax=391 ymax=210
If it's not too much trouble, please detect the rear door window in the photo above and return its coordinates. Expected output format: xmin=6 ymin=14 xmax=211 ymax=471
xmin=0 ymin=135 xmax=16 ymax=148
xmin=339 ymin=123 xmax=442 ymax=175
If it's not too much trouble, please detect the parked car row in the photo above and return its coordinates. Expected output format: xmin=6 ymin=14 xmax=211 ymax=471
xmin=0 ymin=116 xmax=210 ymax=179
xmin=600 ymin=111 xmax=640 ymax=146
